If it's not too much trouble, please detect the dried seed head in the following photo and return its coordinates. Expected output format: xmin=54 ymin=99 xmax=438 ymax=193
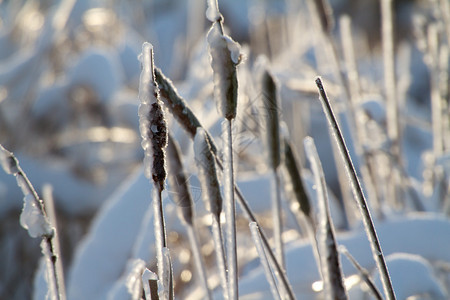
xmin=261 ymin=70 xmax=281 ymax=170
xmin=166 ymin=134 xmax=193 ymax=226
xmin=207 ymin=22 xmax=241 ymax=120
xmin=154 ymin=68 xmax=219 ymax=156
xmin=138 ymin=42 xmax=168 ymax=190
xmin=283 ymin=139 xmax=311 ymax=218
xmin=194 ymin=128 xmax=222 ymax=218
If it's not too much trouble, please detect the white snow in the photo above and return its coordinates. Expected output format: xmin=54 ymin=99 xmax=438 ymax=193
xmin=372 ymin=253 xmax=447 ymax=299
xmin=19 ymin=194 xmax=52 ymax=238
xmin=206 ymin=0 xmax=221 ymax=22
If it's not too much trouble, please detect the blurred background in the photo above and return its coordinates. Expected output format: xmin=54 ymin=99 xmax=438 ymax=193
xmin=0 ymin=0 xmax=446 ymax=299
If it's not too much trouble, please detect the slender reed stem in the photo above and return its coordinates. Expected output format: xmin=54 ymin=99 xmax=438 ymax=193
xmin=0 ymin=145 xmax=63 ymax=300
xmin=315 ymin=77 xmax=396 ymax=300
xmin=43 ymin=185 xmax=66 ymax=300
xmin=272 ymin=168 xmax=284 ymax=267
xmin=211 ymin=216 xmax=229 ymax=300
xmin=339 ymin=246 xmax=383 ymax=300
xmin=304 ymin=137 xmax=347 ymax=300
xmin=153 ymin=187 xmax=168 ymax=293
xmin=249 ymin=222 xmax=282 ymax=300
xmin=154 ymin=67 xmax=295 ymax=299
xmin=380 ymin=0 xmax=399 ymax=155
xmin=223 ymin=120 xmax=238 ymax=300
xmin=186 ymin=226 xmax=212 ymax=300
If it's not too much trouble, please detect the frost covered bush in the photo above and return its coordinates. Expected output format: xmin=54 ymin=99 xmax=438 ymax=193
xmin=1 ymin=0 xmax=450 ymax=299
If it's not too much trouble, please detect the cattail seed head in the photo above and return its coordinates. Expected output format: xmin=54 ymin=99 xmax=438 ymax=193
xmin=207 ymin=22 xmax=241 ymax=120
xmin=166 ymin=134 xmax=193 ymax=226
xmin=138 ymin=42 xmax=168 ymax=191
xmin=261 ymin=70 xmax=281 ymax=170
xmin=194 ymin=128 xmax=222 ymax=218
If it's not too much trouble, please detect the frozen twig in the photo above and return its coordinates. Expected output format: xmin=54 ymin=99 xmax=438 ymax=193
xmin=315 ymin=77 xmax=396 ymax=300
xmin=304 ymin=137 xmax=347 ymax=300
xmin=0 ymin=144 xmax=64 ymax=300
xmin=249 ymin=222 xmax=282 ymax=300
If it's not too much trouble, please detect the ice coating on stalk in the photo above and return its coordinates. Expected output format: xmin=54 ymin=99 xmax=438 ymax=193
xmin=194 ymin=128 xmax=222 ymax=217
xmin=20 ymin=194 xmax=53 ymax=238
xmin=207 ymin=22 xmax=240 ymax=120
xmin=0 ymin=145 xmax=19 ymax=174
xmin=138 ymin=42 xmax=168 ymax=188
xmin=206 ymin=0 xmax=220 ymax=22
xmin=142 ymin=269 xmax=160 ymax=300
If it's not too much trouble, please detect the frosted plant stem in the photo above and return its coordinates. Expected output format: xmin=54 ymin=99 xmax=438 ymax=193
xmin=272 ymin=168 xmax=284 ymax=268
xmin=216 ymin=159 xmax=296 ymax=300
xmin=211 ymin=216 xmax=229 ymax=300
xmin=339 ymin=246 xmax=383 ymax=300
xmin=315 ymin=78 xmax=396 ymax=300
xmin=249 ymin=222 xmax=282 ymax=300
xmin=153 ymin=187 xmax=168 ymax=298
xmin=305 ymin=137 xmax=347 ymax=300
xmin=43 ymin=185 xmax=66 ymax=300
xmin=0 ymin=145 xmax=62 ymax=300
xmin=380 ymin=0 xmax=399 ymax=157
xmin=186 ymin=226 xmax=212 ymax=300
xmin=153 ymin=69 xmax=295 ymax=299
xmin=223 ymin=120 xmax=238 ymax=300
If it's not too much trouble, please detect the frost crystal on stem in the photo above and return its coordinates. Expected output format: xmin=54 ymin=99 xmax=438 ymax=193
xmin=138 ymin=42 xmax=168 ymax=191
xmin=207 ymin=21 xmax=241 ymax=120
xmin=21 ymin=194 xmax=53 ymax=238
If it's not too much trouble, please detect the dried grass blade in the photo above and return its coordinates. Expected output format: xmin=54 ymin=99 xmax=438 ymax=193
xmin=315 ymin=77 xmax=396 ymax=300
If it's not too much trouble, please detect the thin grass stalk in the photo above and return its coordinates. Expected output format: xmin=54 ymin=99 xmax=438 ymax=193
xmin=339 ymin=15 xmax=382 ymax=220
xmin=154 ymin=67 xmax=295 ymax=300
xmin=249 ymin=222 xmax=282 ymax=300
xmin=194 ymin=128 xmax=229 ymax=299
xmin=223 ymin=120 xmax=238 ymax=300
xmin=428 ymin=24 xmax=444 ymax=157
xmin=339 ymin=246 xmax=383 ymax=300
xmin=439 ymin=0 xmax=450 ymax=50
xmin=0 ymin=145 xmax=63 ymax=300
xmin=380 ymin=0 xmax=399 ymax=155
xmin=304 ymin=137 xmax=347 ymax=300
xmin=162 ymin=248 xmax=174 ymax=300
xmin=42 ymin=185 xmax=66 ymax=300
xmin=166 ymin=135 xmax=211 ymax=299
xmin=186 ymin=226 xmax=211 ymax=299
xmin=315 ymin=77 xmax=396 ymax=300
xmin=206 ymin=3 xmax=241 ymax=297
xmin=138 ymin=42 xmax=170 ymax=296
xmin=261 ymin=70 xmax=284 ymax=268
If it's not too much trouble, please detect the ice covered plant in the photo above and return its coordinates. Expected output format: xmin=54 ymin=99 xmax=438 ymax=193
xmin=194 ymin=128 xmax=229 ymax=299
xmin=315 ymin=77 xmax=396 ymax=300
xmin=154 ymin=65 xmax=293 ymax=300
xmin=0 ymin=144 xmax=64 ymax=300
xmin=206 ymin=0 xmax=242 ymax=298
xmin=138 ymin=42 xmax=172 ymax=298
xmin=304 ymin=137 xmax=347 ymax=300
xmin=166 ymin=134 xmax=211 ymax=300
xmin=260 ymin=70 xmax=284 ymax=268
